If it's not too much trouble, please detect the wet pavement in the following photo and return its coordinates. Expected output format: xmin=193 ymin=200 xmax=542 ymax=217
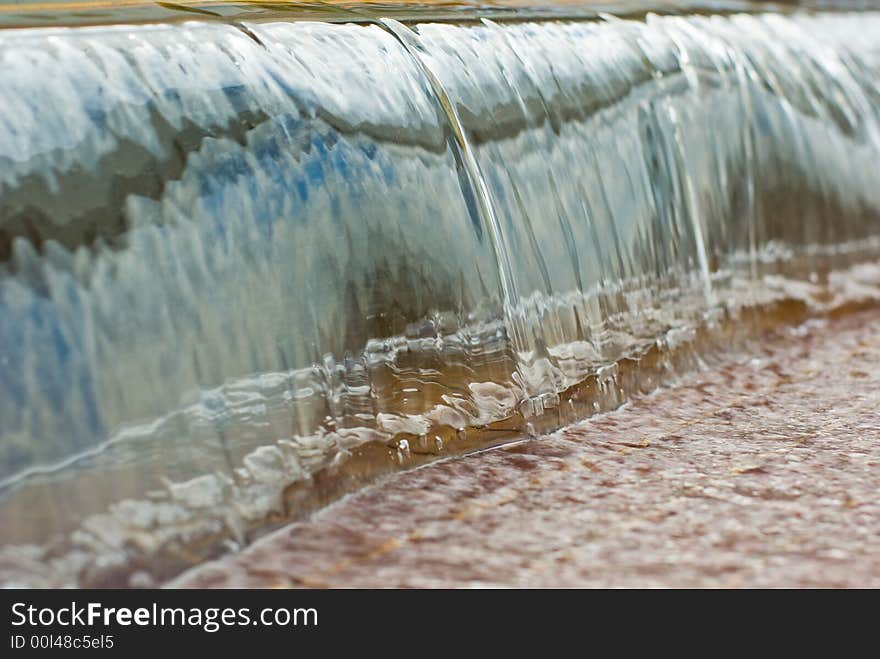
xmin=173 ymin=308 xmax=880 ymax=588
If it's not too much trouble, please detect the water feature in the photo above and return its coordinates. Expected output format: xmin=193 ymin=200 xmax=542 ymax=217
xmin=1 ymin=2 xmax=879 ymax=586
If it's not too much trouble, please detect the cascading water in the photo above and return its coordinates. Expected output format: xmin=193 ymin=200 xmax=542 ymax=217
xmin=1 ymin=3 xmax=879 ymax=587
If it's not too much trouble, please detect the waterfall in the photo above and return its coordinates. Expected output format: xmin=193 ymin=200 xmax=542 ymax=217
xmin=1 ymin=6 xmax=879 ymax=586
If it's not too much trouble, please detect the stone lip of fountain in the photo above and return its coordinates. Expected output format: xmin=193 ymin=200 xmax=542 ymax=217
xmin=1 ymin=5 xmax=879 ymax=587
xmin=0 ymin=1 xmax=872 ymax=30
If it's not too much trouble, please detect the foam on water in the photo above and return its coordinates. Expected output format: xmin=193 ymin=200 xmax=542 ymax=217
xmin=1 ymin=6 xmax=879 ymax=586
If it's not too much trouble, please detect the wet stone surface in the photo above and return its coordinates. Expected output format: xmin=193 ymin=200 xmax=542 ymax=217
xmin=173 ymin=309 xmax=880 ymax=588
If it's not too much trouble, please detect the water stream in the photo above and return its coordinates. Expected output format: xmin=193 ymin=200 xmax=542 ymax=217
xmin=1 ymin=3 xmax=879 ymax=586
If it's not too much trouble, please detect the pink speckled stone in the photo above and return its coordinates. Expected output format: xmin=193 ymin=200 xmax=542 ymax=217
xmin=173 ymin=309 xmax=880 ymax=588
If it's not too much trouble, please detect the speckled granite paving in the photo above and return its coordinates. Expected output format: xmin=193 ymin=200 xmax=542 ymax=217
xmin=173 ymin=309 xmax=880 ymax=588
